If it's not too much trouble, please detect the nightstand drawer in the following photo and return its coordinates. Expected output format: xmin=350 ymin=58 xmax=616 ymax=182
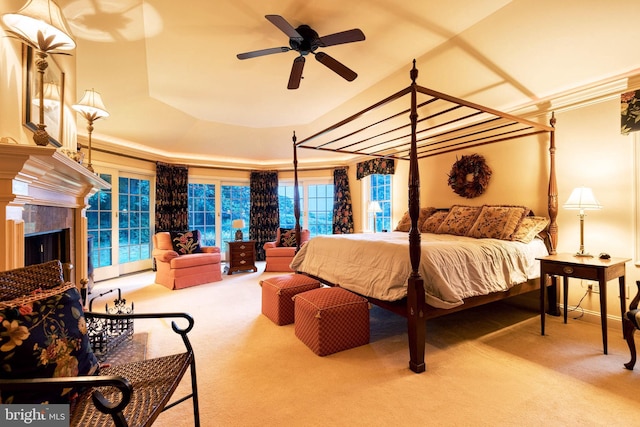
xmin=542 ymin=262 xmax=598 ymax=280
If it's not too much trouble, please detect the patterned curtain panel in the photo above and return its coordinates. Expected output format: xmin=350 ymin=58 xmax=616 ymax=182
xmin=356 ymin=158 xmax=395 ymax=180
xmin=332 ymin=168 xmax=354 ymax=234
xmin=622 ymin=90 xmax=640 ymax=135
xmin=249 ymin=171 xmax=279 ymax=261
xmin=155 ymin=162 xmax=189 ymax=233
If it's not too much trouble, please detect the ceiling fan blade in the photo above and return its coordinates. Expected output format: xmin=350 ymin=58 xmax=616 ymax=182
xmin=314 ymin=52 xmax=357 ymax=81
xmin=265 ymin=15 xmax=303 ymax=41
xmin=237 ymin=47 xmax=291 ymax=60
xmin=288 ymin=56 xmax=305 ymax=90
xmin=319 ymin=29 xmax=365 ymax=47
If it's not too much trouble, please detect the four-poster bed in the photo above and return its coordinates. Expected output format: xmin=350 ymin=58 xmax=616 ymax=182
xmin=290 ymin=60 xmax=558 ymax=373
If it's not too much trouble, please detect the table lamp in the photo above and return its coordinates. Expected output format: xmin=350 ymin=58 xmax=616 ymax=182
xmin=232 ymin=219 xmax=245 ymax=241
xmin=368 ymin=201 xmax=382 ymax=233
xmin=563 ymin=186 xmax=602 ymax=257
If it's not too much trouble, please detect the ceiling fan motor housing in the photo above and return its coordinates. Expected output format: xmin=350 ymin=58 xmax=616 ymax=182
xmin=290 ymin=25 xmax=320 ymax=55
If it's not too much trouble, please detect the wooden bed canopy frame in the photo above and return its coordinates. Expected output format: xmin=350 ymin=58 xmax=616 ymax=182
xmin=291 ymin=60 xmax=559 ymax=373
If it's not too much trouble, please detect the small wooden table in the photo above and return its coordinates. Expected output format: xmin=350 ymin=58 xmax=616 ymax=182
xmin=226 ymin=240 xmax=257 ymax=275
xmin=538 ymin=253 xmax=631 ymax=354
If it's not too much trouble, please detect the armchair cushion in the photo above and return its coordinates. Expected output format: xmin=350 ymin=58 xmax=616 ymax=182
xmin=169 ymin=230 xmax=203 ymax=254
xmin=278 ymin=228 xmax=297 ymax=247
xmin=0 ymin=282 xmax=99 ymax=404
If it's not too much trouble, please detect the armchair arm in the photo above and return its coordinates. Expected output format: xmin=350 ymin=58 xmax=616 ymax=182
xmin=152 ymin=248 xmax=179 ymax=263
xmin=201 ymin=246 xmax=220 ymax=254
xmin=263 ymin=241 xmax=278 ymax=250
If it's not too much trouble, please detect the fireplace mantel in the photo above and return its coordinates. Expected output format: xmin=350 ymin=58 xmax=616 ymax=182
xmin=0 ymin=142 xmax=111 ymax=277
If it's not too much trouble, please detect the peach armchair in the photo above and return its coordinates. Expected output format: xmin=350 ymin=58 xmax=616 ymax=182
xmin=153 ymin=230 xmax=222 ymax=289
xmin=263 ymin=228 xmax=311 ymax=272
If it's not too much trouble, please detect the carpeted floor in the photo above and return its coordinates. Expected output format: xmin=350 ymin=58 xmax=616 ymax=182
xmin=93 ymin=262 xmax=640 ymax=427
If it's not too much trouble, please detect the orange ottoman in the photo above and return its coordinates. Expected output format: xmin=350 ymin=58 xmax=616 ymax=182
xmin=294 ymin=287 xmax=370 ymax=356
xmin=260 ymin=274 xmax=321 ymax=325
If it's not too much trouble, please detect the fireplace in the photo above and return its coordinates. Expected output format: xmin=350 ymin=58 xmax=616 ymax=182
xmin=0 ymin=144 xmax=110 ymax=286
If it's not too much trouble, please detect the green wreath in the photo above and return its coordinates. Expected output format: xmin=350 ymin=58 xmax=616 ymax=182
xmin=447 ymin=154 xmax=492 ymax=198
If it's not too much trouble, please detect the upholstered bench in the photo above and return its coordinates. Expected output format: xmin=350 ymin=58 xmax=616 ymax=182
xmin=294 ymin=287 xmax=370 ymax=356
xmin=260 ymin=274 xmax=321 ymax=325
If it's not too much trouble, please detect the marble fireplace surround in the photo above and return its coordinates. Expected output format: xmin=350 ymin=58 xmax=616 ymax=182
xmin=0 ymin=143 xmax=110 ymax=287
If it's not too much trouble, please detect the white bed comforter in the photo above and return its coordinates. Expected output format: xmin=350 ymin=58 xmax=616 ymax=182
xmin=290 ymin=232 xmax=548 ymax=309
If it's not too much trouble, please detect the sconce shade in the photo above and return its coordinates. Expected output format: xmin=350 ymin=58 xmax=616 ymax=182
xmin=73 ymin=89 xmax=109 ymax=119
xmin=232 ymin=219 xmax=246 ymax=229
xmin=2 ymin=0 xmax=75 ymax=51
xmin=368 ymin=201 xmax=382 ymax=213
xmin=563 ymin=187 xmax=602 ymax=211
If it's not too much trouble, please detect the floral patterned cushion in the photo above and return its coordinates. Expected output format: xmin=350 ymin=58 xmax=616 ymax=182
xmin=436 ymin=205 xmax=482 ymax=236
xmin=511 ymin=216 xmax=550 ymax=244
xmin=467 ymin=205 xmax=528 ymax=240
xmin=279 ymin=228 xmax=297 ymax=247
xmin=395 ymin=207 xmax=437 ymax=232
xmin=0 ymin=283 xmax=99 ymax=404
xmin=169 ymin=230 xmax=202 ymax=254
xmin=420 ymin=210 xmax=449 ymax=233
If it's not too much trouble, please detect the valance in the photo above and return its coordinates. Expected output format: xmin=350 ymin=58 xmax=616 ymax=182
xmin=356 ymin=158 xmax=395 ymax=180
xmin=622 ymin=90 xmax=640 ymax=135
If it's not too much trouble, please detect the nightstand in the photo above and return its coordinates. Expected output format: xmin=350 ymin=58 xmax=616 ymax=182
xmin=226 ymin=240 xmax=257 ymax=275
xmin=538 ymin=253 xmax=631 ymax=354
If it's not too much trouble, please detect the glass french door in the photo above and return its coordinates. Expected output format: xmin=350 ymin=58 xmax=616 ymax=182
xmin=87 ymin=167 xmax=154 ymax=281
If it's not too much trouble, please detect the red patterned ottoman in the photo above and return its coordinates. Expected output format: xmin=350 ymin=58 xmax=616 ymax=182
xmin=294 ymin=287 xmax=370 ymax=356
xmin=260 ymin=274 xmax=321 ymax=325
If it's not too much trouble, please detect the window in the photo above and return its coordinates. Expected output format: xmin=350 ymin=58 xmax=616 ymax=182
xmin=221 ymin=184 xmax=250 ymax=242
xmin=369 ymin=174 xmax=392 ymax=232
xmin=279 ymin=182 xmax=333 ymax=236
xmin=188 ymin=183 xmax=216 ymax=246
xmin=118 ymin=177 xmax=151 ymax=264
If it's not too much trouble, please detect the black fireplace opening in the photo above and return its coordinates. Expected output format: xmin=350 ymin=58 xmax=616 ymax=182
xmin=24 ymin=229 xmax=71 ymax=267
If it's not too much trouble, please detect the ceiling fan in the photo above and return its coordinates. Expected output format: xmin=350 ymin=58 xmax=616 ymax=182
xmin=237 ymin=15 xmax=365 ymax=89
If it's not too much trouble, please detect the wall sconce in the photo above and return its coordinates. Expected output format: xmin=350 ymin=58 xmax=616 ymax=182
xmin=563 ymin=186 xmax=602 ymax=257
xmin=2 ymin=0 xmax=75 ymax=146
xmin=72 ymin=89 xmax=109 ymax=172
xmin=232 ymin=219 xmax=246 ymax=241
xmin=368 ymin=201 xmax=382 ymax=233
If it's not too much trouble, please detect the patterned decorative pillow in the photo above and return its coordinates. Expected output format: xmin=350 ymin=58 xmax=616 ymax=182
xmin=279 ymin=228 xmax=297 ymax=247
xmin=511 ymin=216 xmax=550 ymax=244
xmin=436 ymin=205 xmax=482 ymax=236
xmin=169 ymin=230 xmax=202 ymax=254
xmin=467 ymin=205 xmax=528 ymax=240
xmin=0 ymin=283 xmax=99 ymax=404
xmin=395 ymin=207 xmax=437 ymax=232
xmin=420 ymin=210 xmax=449 ymax=233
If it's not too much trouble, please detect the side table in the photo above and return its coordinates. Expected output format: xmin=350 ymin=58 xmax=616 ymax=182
xmin=226 ymin=240 xmax=257 ymax=275
xmin=538 ymin=253 xmax=631 ymax=354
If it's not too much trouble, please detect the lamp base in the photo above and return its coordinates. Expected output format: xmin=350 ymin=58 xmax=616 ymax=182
xmin=574 ymin=251 xmax=593 ymax=258
xmin=235 ymin=230 xmax=243 ymax=241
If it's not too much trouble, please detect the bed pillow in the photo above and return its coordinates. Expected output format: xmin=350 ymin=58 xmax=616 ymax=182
xmin=170 ymin=230 xmax=202 ymax=254
xmin=395 ymin=207 xmax=437 ymax=232
xmin=467 ymin=205 xmax=528 ymax=240
xmin=0 ymin=282 xmax=99 ymax=404
xmin=279 ymin=228 xmax=297 ymax=247
xmin=436 ymin=205 xmax=482 ymax=236
xmin=420 ymin=210 xmax=449 ymax=233
xmin=511 ymin=216 xmax=550 ymax=244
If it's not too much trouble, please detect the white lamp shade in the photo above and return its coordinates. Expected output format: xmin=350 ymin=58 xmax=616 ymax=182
xmin=368 ymin=201 xmax=382 ymax=213
xmin=32 ymin=81 xmax=60 ymax=108
xmin=232 ymin=219 xmax=245 ymax=229
xmin=563 ymin=187 xmax=602 ymax=211
xmin=2 ymin=0 xmax=75 ymax=51
xmin=73 ymin=89 xmax=109 ymax=119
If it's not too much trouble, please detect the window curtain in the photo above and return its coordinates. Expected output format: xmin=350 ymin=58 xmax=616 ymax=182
xmin=250 ymin=171 xmax=279 ymax=261
xmin=155 ymin=162 xmax=189 ymax=233
xmin=332 ymin=168 xmax=354 ymax=234
xmin=622 ymin=90 xmax=640 ymax=135
xmin=356 ymin=158 xmax=395 ymax=180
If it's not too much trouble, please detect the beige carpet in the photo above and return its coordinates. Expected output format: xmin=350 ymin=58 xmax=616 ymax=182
xmin=93 ymin=263 xmax=640 ymax=427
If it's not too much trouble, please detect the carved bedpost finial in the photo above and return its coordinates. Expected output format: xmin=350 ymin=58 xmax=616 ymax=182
xmin=292 ymin=130 xmax=297 ymax=144
xmin=410 ymin=59 xmax=418 ymax=84
xmin=550 ymin=111 xmax=556 ymax=128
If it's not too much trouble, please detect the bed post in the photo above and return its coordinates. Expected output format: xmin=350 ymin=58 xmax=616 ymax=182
xmin=406 ymin=60 xmax=426 ymax=373
xmin=547 ymin=113 xmax=558 ymax=255
xmin=293 ymin=131 xmax=301 ymax=251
